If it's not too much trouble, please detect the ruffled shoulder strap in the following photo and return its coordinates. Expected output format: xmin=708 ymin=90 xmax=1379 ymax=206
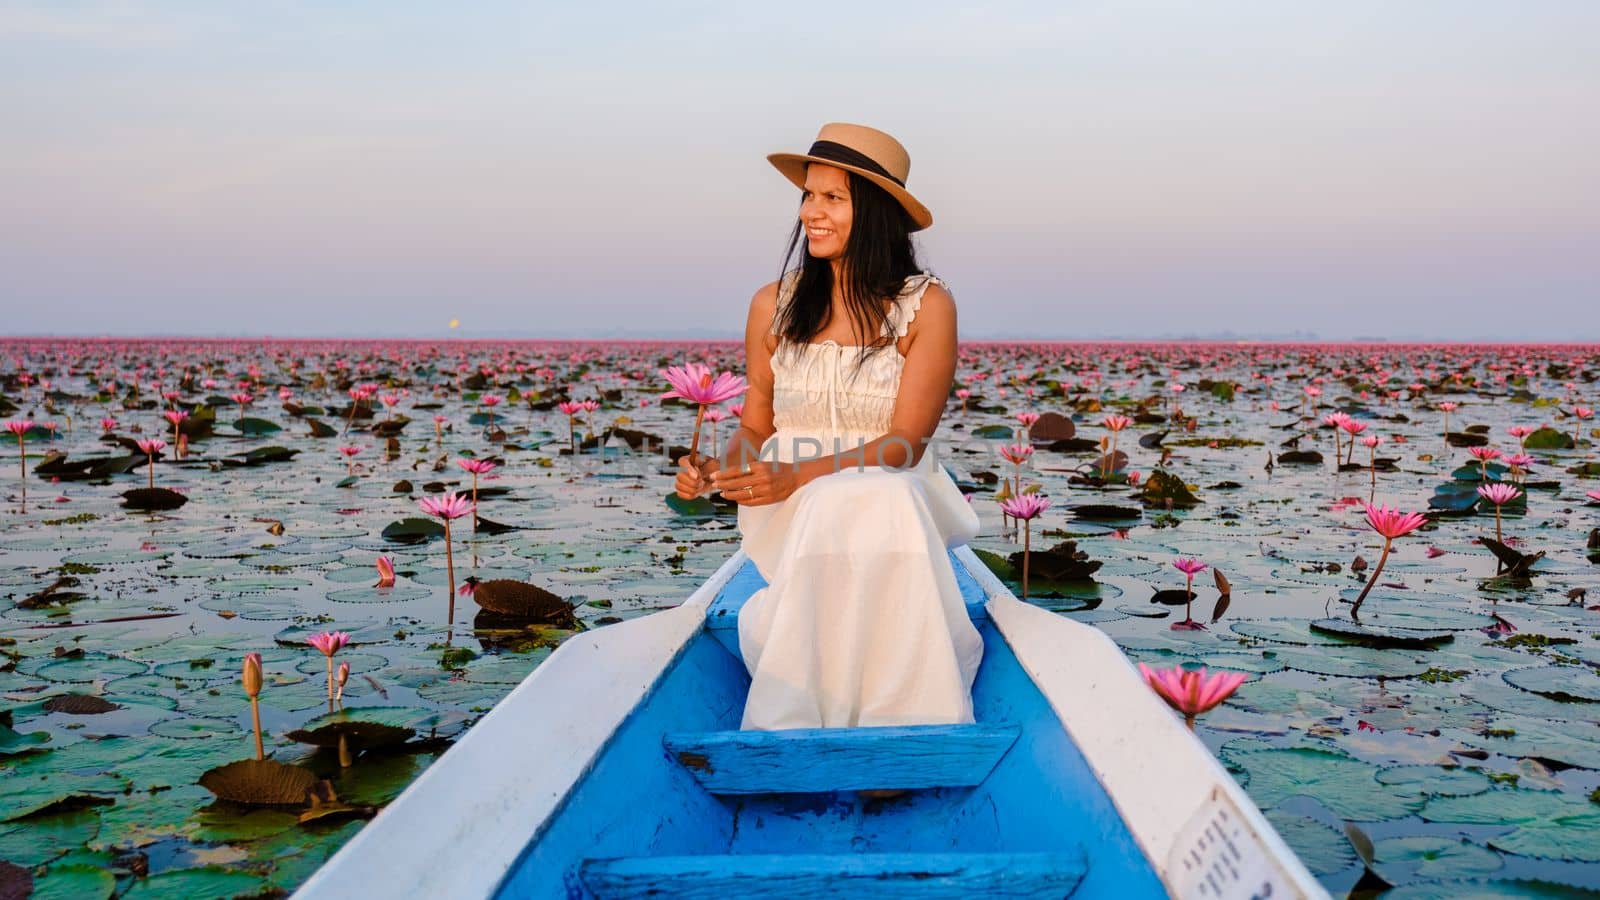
xmin=887 ymin=273 xmax=943 ymax=339
xmin=769 ymin=270 xmax=802 ymax=336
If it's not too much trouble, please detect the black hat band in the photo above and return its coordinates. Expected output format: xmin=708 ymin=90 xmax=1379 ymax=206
xmin=805 ymin=140 xmax=905 ymax=188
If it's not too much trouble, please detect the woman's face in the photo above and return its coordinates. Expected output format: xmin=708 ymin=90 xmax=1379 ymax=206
xmin=800 ymin=163 xmax=852 ymax=260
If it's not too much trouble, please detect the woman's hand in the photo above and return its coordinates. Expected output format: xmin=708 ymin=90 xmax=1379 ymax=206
xmin=709 ymin=460 xmax=798 ymax=507
xmin=674 ymin=455 xmax=720 ymax=500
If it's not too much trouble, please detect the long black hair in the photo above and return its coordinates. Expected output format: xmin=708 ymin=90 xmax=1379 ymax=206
xmin=772 ymin=169 xmax=926 ymax=380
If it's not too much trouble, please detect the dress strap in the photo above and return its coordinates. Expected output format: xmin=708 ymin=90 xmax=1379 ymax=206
xmin=888 ymin=273 xmax=942 ymax=339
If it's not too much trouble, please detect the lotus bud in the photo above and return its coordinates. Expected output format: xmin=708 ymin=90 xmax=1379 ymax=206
xmin=242 ymin=652 xmax=263 ymax=699
xmin=335 ymin=661 xmax=350 ymax=701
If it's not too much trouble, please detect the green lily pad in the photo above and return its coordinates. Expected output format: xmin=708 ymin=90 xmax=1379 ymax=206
xmin=1227 ymin=747 xmax=1423 ymax=821
xmin=1503 ymin=665 xmax=1600 ymax=703
xmin=0 ymin=808 xmax=101 ymax=867
xmin=1379 ymin=880 xmax=1600 ymax=899
xmin=29 ymin=864 xmax=116 ymax=900
xmin=1274 ymin=645 xmax=1433 ymax=679
xmin=1373 ymin=834 xmax=1504 ymax=882
xmin=1374 ymin=765 xmax=1492 ymax=797
xmin=119 ymin=865 xmax=273 ymax=900
xmin=1424 ymin=790 xmax=1600 ymax=861
xmin=1262 ymin=810 xmax=1355 ymax=877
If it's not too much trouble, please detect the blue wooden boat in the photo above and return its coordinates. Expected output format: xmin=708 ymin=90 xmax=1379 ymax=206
xmin=295 ymin=547 xmax=1325 ymax=899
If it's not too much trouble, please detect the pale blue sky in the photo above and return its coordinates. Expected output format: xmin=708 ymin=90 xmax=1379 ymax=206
xmin=2 ymin=1 xmax=1597 ymax=340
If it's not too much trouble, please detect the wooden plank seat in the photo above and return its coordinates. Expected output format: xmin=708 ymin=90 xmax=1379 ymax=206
xmin=580 ymin=850 xmax=1088 ymax=898
xmin=663 ymin=723 xmax=1021 ymax=795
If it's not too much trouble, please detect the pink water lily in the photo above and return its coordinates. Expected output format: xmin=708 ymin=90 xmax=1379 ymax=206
xmin=955 ymin=387 xmax=971 ymax=412
xmin=1101 ymin=414 xmax=1134 ymax=479
xmin=1468 ymin=446 xmax=1502 ymax=481
xmin=1000 ymin=493 xmax=1051 ymax=602
xmin=457 ymin=458 xmax=497 ymax=529
xmin=338 ymin=445 xmax=362 ymax=475
xmin=557 ymin=400 xmax=584 ymax=456
xmin=1172 ymin=557 xmax=1208 ymax=629
xmin=1507 ymin=424 xmax=1535 ymax=451
xmin=659 ymin=363 xmax=748 ymax=467
xmin=136 ymin=437 xmax=167 ymax=490
xmin=1137 ymin=663 xmax=1247 ymax=729
xmin=1352 ymin=503 xmax=1428 ymax=615
xmin=1016 ymin=411 xmax=1041 ymax=431
xmin=1587 ymin=490 xmax=1600 ymax=504
xmin=375 ymin=555 xmax=396 ymax=588
xmin=307 ymin=630 xmax=349 ymax=701
xmin=1477 ymin=482 xmax=1523 ymax=545
xmin=6 ymin=419 xmax=32 ymax=512
xmin=419 ymin=491 xmax=475 ymax=636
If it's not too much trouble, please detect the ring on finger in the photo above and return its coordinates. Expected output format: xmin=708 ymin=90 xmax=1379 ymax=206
xmin=745 ymin=485 xmax=754 ymax=497
xmin=740 ymin=462 xmax=752 ymax=474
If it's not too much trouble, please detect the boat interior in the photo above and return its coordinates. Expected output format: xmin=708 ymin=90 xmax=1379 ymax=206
xmin=494 ymin=551 xmax=1167 ymax=898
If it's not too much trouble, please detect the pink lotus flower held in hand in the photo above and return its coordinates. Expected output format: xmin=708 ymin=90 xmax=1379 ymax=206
xmin=419 ymin=492 xmax=475 ymax=635
xmin=1137 ymin=663 xmax=1247 ymax=729
xmin=1000 ymin=493 xmax=1051 ymax=602
xmin=1477 ymin=482 xmax=1523 ymax=544
xmin=1171 ymin=557 xmax=1208 ymax=629
xmin=659 ymin=363 xmax=748 ymax=467
xmin=375 ymin=556 xmax=396 ymax=588
xmin=1352 ymin=503 xmax=1428 ymax=615
xmin=6 ymin=420 xmax=32 ymax=512
xmin=307 ymin=630 xmax=350 ymax=701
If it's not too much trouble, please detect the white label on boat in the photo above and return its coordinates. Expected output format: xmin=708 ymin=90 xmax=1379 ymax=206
xmin=1167 ymin=786 xmax=1299 ymax=900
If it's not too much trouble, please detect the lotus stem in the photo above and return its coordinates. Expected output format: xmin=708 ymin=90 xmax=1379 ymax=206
xmin=687 ymin=403 xmax=708 ymax=468
xmin=147 ymin=453 xmax=155 ymax=491
xmin=16 ymin=433 xmax=25 ymax=513
xmin=471 ymin=473 xmax=479 ymax=533
xmin=1494 ymin=504 xmax=1503 ymax=544
xmin=1184 ymin=713 xmax=1196 ymax=731
xmin=1351 ymin=538 xmax=1393 ymax=615
xmin=250 ymin=696 xmax=264 ymax=761
xmin=338 ymin=732 xmax=352 ymax=768
xmin=1021 ymin=520 xmax=1031 ymax=602
xmin=444 ymin=518 xmax=457 ymax=632
xmin=1185 ymin=573 xmax=1194 ymax=622
xmin=325 ymin=656 xmax=334 ymax=702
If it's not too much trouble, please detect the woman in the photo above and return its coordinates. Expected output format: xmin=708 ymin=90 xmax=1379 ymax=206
xmin=674 ymin=122 xmax=982 ymax=731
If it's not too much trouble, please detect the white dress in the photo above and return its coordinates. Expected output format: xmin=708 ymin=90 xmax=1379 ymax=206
xmin=736 ymin=272 xmax=984 ymax=731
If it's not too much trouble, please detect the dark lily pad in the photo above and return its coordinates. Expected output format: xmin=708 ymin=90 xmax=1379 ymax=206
xmin=470 ymin=579 xmax=578 ymax=626
xmin=1308 ymin=618 xmax=1454 ymax=648
xmin=41 ymin=693 xmax=120 ymax=715
xmin=286 ymin=706 xmax=422 ymax=751
xmin=380 ymin=517 xmax=445 ymax=544
xmin=120 ymin=488 xmax=189 ymax=511
xmin=197 ymin=758 xmax=319 ymax=806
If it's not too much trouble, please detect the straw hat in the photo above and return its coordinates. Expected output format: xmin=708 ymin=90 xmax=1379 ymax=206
xmin=767 ymin=122 xmax=933 ymax=231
